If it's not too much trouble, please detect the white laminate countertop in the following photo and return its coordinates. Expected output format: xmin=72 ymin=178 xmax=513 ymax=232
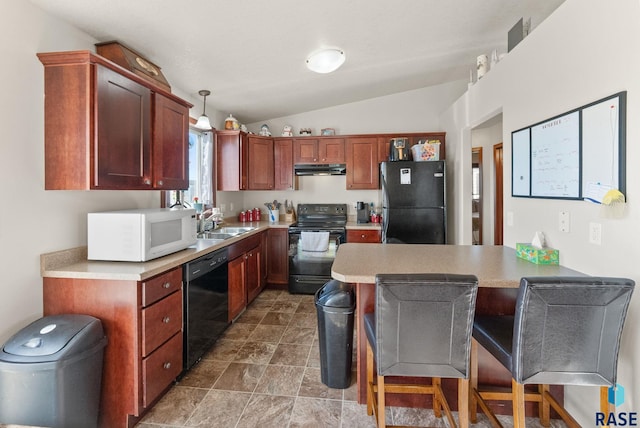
xmin=331 ymin=243 xmax=585 ymax=288
xmin=41 ymin=221 xmax=292 ymax=282
xmin=345 ymin=221 xmax=382 ymax=230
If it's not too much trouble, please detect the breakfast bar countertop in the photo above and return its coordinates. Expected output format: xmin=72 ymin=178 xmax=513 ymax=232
xmin=331 ymin=243 xmax=585 ymax=288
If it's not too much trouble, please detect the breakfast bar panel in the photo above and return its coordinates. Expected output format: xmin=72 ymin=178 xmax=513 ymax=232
xmin=332 ymin=244 xmax=584 ymax=409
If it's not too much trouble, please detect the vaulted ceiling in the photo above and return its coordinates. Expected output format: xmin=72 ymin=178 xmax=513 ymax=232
xmin=30 ymin=0 xmax=565 ymax=123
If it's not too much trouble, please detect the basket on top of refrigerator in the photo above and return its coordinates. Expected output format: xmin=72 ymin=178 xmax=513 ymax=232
xmin=411 ymin=140 xmax=441 ymax=161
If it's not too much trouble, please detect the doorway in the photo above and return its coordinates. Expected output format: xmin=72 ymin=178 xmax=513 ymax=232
xmin=472 ymin=147 xmax=482 ymax=245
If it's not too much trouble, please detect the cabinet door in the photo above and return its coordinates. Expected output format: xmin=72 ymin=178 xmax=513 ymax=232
xmin=274 ymin=138 xmax=296 ymax=190
xmin=293 ymin=139 xmax=319 ymax=163
xmin=216 ymin=131 xmax=248 ymax=190
xmin=267 ymin=228 xmax=289 ymax=285
xmin=96 ymin=65 xmax=151 ymax=189
xmin=153 ymin=93 xmax=189 ymax=189
xmin=346 ymin=137 xmax=379 ymax=189
xmin=247 ymin=136 xmax=274 ymax=190
xmin=228 ymin=256 xmax=247 ymax=321
xmin=319 ymin=138 xmax=345 ymax=163
xmin=246 ymin=245 xmax=262 ymax=304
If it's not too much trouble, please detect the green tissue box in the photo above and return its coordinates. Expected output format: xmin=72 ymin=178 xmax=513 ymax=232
xmin=516 ymin=243 xmax=559 ymax=265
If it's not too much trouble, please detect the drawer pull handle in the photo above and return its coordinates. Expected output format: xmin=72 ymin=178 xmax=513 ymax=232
xmin=163 ymin=362 xmax=171 ymax=370
xmin=162 ymin=316 xmax=171 ymax=323
xmin=162 ymin=282 xmax=171 ymax=289
xmin=361 ymin=234 xmax=366 ymax=238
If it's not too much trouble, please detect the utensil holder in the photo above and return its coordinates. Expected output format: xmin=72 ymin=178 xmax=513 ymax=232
xmin=268 ymin=209 xmax=279 ymax=224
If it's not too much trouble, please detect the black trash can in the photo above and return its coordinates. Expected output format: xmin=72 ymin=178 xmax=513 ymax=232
xmin=315 ymin=280 xmax=355 ymax=389
xmin=0 ymin=314 xmax=107 ymax=428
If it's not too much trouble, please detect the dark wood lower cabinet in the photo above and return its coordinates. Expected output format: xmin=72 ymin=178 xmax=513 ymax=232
xmin=228 ymin=232 xmax=264 ymax=320
xmin=266 ymin=228 xmax=289 ymax=288
xmin=42 ymin=267 xmax=183 ymax=428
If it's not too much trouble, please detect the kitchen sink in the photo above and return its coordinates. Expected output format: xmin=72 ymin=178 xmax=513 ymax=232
xmin=197 ymin=232 xmax=235 ymax=240
xmin=216 ymin=227 xmax=257 ymax=235
xmin=197 ymin=226 xmax=257 ymax=240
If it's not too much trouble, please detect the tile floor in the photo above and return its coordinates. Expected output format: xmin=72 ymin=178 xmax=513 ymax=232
xmin=133 ymin=288 xmax=564 ymax=428
xmin=0 ymin=290 xmax=564 ymax=428
xmin=0 ymin=288 xmax=566 ymax=428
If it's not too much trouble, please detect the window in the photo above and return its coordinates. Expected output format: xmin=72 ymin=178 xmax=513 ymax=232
xmin=166 ymin=128 xmax=214 ymax=208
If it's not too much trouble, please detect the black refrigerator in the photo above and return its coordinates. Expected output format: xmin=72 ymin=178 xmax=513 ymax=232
xmin=380 ymin=161 xmax=446 ymax=244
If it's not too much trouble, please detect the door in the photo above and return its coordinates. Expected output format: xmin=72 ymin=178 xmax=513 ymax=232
xmin=96 ymin=65 xmax=151 ymax=188
xmin=346 ymin=137 xmax=379 ymax=189
xmin=274 ymin=138 xmax=295 ymax=190
xmin=472 ymin=147 xmax=483 ymax=245
xmin=288 ymin=231 xmax=343 ymax=277
xmin=246 ymin=245 xmax=262 ymax=303
xmin=381 ymin=161 xmax=445 ymax=208
xmin=153 ymin=93 xmax=189 ymax=190
xmin=248 ymin=136 xmax=274 ymax=189
xmin=228 ymin=256 xmax=246 ymax=321
xmin=494 ymin=143 xmax=504 ymax=245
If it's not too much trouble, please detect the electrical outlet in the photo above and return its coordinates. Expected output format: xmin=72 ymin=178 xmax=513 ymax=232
xmin=589 ymin=222 xmax=602 ymax=245
xmin=229 ymin=203 xmax=234 ymax=212
xmin=220 ymin=204 xmax=226 ymax=213
xmin=559 ymin=211 xmax=570 ymax=233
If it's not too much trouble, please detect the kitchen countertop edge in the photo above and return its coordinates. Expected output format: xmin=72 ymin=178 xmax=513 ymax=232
xmin=41 ymin=221 xmax=292 ymax=281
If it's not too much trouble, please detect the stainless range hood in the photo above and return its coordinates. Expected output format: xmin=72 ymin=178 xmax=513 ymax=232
xmin=294 ymin=164 xmax=346 ymax=176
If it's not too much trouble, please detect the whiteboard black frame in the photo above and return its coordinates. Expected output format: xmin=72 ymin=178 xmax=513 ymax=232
xmin=511 ymin=91 xmax=626 ymax=200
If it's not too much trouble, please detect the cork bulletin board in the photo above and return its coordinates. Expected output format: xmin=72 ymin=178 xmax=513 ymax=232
xmin=511 ymin=91 xmax=626 ymax=202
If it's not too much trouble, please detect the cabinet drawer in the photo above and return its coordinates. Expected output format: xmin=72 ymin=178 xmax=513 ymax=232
xmin=142 ymin=267 xmax=182 ymax=307
xmin=142 ymin=291 xmax=182 ymax=356
xmin=142 ymin=331 xmax=182 ymax=408
xmin=347 ymin=229 xmax=381 ymax=243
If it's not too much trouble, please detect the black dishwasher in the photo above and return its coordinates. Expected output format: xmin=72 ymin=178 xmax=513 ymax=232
xmin=183 ymin=247 xmax=229 ymax=372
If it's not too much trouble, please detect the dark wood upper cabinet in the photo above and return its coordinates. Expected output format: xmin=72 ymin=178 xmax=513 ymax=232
xmin=293 ymin=138 xmax=345 ymax=164
xmin=247 ymin=135 xmax=274 ymax=190
xmin=38 ymin=50 xmax=192 ymax=190
xmin=216 ymin=131 xmax=275 ymax=190
xmin=274 ymin=138 xmax=297 ymax=190
xmin=153 ymin=93 xmax=190 ymax=190
xmin=345 ymin=136 xmax=379 ymax=189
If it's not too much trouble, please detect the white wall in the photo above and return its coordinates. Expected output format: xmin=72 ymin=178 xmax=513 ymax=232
xmin=441 ymin=0 xmax=640 ymax=422
xmin=0 ymin=1 xmax=213 ymax=343
xmin=223 ymin=81 xmax=467 ymax=219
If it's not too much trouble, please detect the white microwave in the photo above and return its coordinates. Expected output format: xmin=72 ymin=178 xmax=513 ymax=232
xmin=88 ymin=208 xmax=197 ymax=262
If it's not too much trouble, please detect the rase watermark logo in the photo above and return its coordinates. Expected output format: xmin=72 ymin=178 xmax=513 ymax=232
xmin=596 ymin=384 xmax=637 ymax=426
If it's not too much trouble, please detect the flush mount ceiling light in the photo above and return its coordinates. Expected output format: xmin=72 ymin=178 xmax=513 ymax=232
xmin=306 ymin=48 xmax=345 ymax=74
xmin=194 ymin=89 xmax=212 ymax=131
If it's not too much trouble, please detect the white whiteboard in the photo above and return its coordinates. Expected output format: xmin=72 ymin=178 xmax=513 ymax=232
xmin=530 ymin=111 xmax=580 ymax=198
xmin=582 ymin=95 xmax=621 ymax=203
xmin=511 ymin=129 xmax=531 ymax=196
xmin=511 ymin=92 xmax=626 ymax=200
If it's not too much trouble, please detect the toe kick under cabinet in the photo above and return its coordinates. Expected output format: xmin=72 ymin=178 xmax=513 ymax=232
xmin=43 ymin=267 xmax=184 ymax=428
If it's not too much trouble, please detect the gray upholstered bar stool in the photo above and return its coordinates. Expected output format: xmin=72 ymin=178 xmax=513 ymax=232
xmin=470 ymin=276 xmax=635 ymax=428
xmin=364 ymin=273 xmax=478 ymax=428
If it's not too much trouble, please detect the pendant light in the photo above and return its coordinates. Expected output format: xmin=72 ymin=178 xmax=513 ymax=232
xmin=306 ymin=48 xmax=345 ymax=74
xmin=194 ymin=89 xmax=212 ymax=131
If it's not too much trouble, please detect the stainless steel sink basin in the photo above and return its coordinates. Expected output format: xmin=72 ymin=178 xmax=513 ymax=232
xmin=197 ymin=226 xmax=256 ymax=240
xmin=197 ymin=232 xmax=235 ymax=240
xmin=216 ymin=226 xmax=257 ymax=235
